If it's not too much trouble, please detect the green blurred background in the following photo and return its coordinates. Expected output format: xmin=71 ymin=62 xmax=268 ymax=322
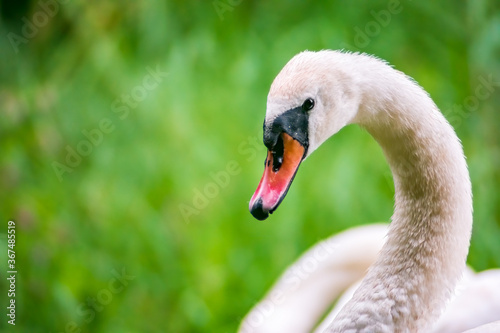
xmin=0 ymin=0 xmax=499 ymax=332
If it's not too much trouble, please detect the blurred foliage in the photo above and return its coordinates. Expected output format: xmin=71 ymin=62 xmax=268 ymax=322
xmin=0 ymin=0 xmax=499 ymax=332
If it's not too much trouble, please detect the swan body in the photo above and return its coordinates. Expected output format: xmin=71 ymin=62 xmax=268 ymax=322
xmin=431 ymin=269 xmax=500 ymax=333
xmin=242 ymin=228 xmax=500 ymax=333
xmin=314 ymin=277 xmax=365 ymax=333
xmin=246 ymin=51 xmax=474 ymax=332
xmin=317 ymin=267 xmax=500 ymax=333
xmin=463 ymin=321 xmax=500 ymax=333
xmin=239 ymin=224 xmax=387 ymax=333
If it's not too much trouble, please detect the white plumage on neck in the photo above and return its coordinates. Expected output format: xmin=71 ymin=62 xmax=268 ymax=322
xmin=266 ymin=51 xmax=473 ymax=332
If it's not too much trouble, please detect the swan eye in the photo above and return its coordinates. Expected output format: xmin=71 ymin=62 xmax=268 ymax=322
xmin=302 ymin=98 xmax=315 ymax=112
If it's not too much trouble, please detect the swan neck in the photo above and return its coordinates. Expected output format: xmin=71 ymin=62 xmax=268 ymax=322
xmin=330 ymin=65 xmax=473 ymax=331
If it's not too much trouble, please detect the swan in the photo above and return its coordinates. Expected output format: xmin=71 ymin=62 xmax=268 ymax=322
xmin=315 ymin=267 xmax=500 ymax=333
xmin=239 ymin=224 xmax=387 ymax=333
xmin=463 ymin=321 xmax=500 ymax=333
xmin=244 ymin=50 xmax=476 ymax=332
xmin=241 ymin=227 xmax=500 ymax=333
xmin=430 ymin=269 xmax=500 ymax=333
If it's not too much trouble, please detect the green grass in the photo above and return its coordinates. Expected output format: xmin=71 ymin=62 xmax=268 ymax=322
xmin=0 ymin=0 xmax=499 ymax=332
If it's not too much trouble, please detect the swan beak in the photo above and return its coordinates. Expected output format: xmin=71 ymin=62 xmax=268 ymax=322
xmin=249 ymin=132 xmax=305 ymax=220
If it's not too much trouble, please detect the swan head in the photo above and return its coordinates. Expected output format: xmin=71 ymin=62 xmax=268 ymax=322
xmin=249 ymin=50 xmax=361 ymax=220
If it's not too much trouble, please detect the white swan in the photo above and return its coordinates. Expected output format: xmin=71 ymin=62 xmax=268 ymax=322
xmin=315 ymin=267 xmax=500 ymax=333
xmin=463 ymin=321 xmax=500 ymax=333
xmin=245 ymin=50 xmax=476 ymax=332
xmin=239 ymin=224 xmax=387 ymax=333
xmin=431 ymin=269 xmax=500 ymax=332
xmin=241 ymin=226 xmax=500 ymax=333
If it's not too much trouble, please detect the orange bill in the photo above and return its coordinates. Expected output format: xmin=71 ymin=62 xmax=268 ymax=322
xmin=249 ymin=132 xmax=305 ymax=220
